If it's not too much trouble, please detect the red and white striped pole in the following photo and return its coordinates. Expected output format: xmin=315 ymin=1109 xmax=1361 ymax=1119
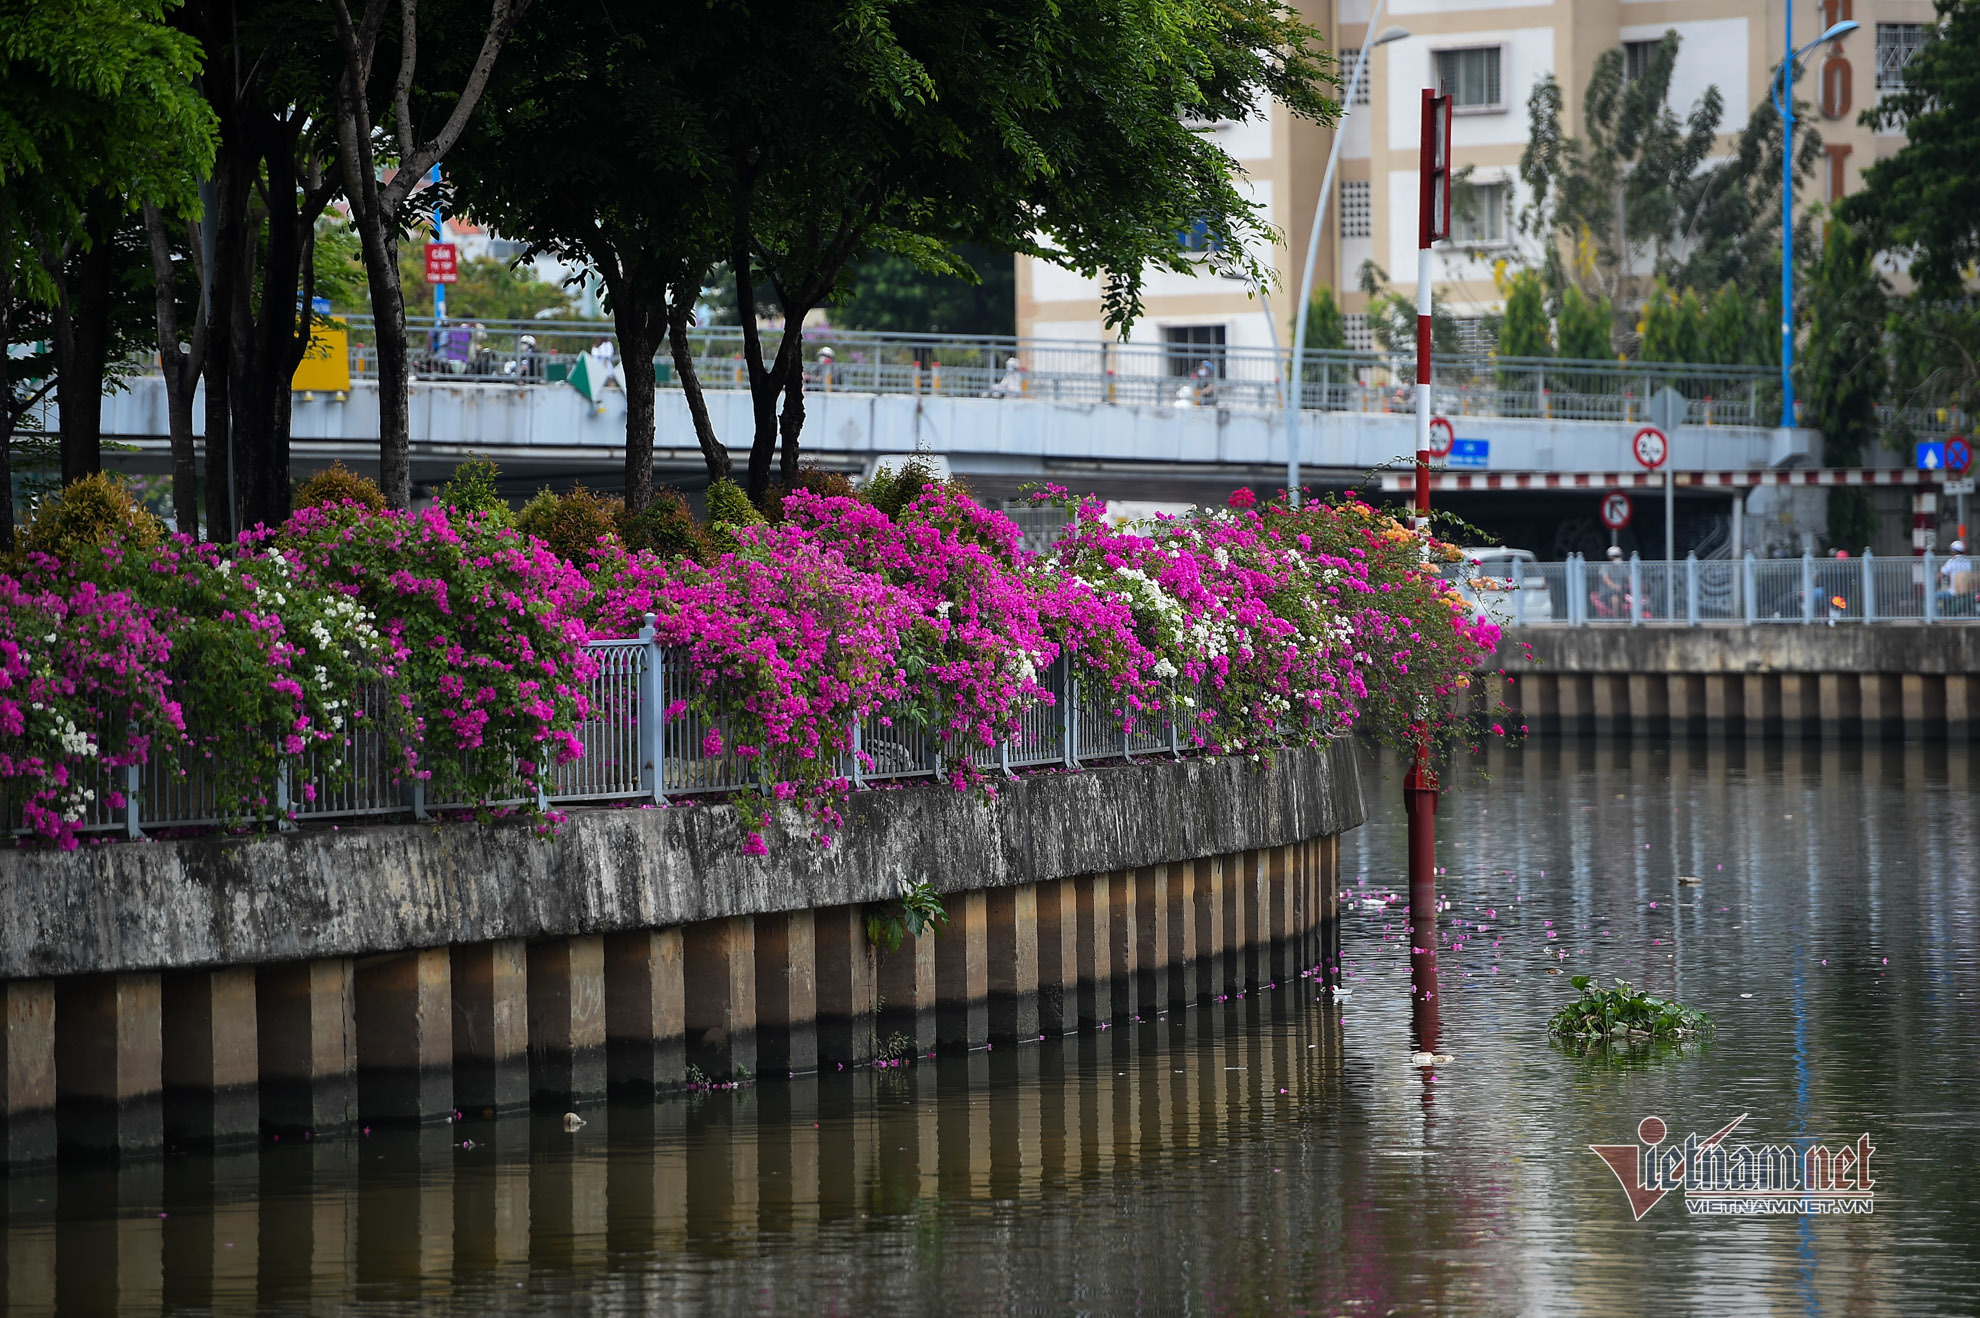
xmin=1406 ymin=90 xmax=1451 ymax=939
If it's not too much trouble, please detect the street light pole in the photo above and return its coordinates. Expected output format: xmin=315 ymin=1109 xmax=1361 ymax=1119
xmin=1284 ymin=11 xmax=1409 ymax=506
xmin=1775 ymin=17 xmax=1860 ymax=429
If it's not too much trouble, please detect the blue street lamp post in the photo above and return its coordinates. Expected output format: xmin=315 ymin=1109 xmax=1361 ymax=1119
xmin=1774 ymin=15 xmax=1859 ymax=429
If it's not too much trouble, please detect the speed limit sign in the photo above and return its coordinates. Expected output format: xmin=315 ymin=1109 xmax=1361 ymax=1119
xmin=1599 ymin=490 xmax=1633 ymax=530
xmin=1427 ymin=416 xmax=1455 ymax=458
xmin=1632 ymin=426 xmax=1669 ymax=470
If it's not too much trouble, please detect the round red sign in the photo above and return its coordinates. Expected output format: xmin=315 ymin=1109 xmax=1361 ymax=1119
xmin=1632 ymin=426 xmax=1669 ymax=471
xmin=1427 ymin=416 xmax=1455 ymax=458
xmin=1600 ymin=490 xmax=1633 ymax=530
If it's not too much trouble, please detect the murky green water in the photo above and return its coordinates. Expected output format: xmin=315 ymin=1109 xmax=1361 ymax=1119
xmin=5 ymin=739 xmax=1978 ymax=1315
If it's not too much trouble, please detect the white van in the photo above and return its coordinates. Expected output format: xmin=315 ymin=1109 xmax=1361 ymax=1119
xmin=1449 ymin=547 xmax=1555 ymax=623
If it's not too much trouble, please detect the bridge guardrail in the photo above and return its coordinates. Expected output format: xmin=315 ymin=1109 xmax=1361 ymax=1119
xmin=263 ymin=315 xmax=1778 ymax=426
xmin=1459 ymin=551 xmax=1980 ymax=627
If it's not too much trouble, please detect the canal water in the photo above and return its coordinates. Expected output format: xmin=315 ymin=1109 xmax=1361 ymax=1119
xmin=5 ymin=739 xmax=1978 ymax=1316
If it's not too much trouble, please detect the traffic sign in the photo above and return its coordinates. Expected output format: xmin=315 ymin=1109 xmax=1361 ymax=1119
xmin=1427 ymin=415 xmax=1455 ymax=458
xmin=1632 ymin=426 xmax=1669 ymax=470
xmin=1648 ymin=387 xmax=1687 ymax=436
xmin=1600 ymin=490 xmax=1633 ymax=530
xmin=1945 ymin=478 xmax=1976 ymax=496
xmin=1916 ymin=441 xmax=1946 ymax=471
xmin=1449 ymin=437 xmax=1489 ymax=469
xmin=424 ymin=241 xmax=458 ymax=285
xmin=1947 ymin=435 xmax=1973 ymax=475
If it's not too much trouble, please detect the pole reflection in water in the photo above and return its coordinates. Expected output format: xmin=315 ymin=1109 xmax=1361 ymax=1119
xmin=7 ymin=740 xmax=1980 ymax=1315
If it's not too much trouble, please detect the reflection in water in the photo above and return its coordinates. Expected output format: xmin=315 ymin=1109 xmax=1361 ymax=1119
xmin=4 ymin=738 xmax=1979 ymax=1315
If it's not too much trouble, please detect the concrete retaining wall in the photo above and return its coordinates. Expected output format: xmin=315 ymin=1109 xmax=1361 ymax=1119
xmin=0 ymin=744 xmax=1364 ymax=1166
xmin=1494 ymin=626 xmax=1980 ymax=736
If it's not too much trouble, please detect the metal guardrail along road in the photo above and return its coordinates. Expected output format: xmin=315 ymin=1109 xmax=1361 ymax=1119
xmin=291 ymin=315 xmax=1778 ymax=426
xmin=1452 ymin=551 xmax=1980 ymax=627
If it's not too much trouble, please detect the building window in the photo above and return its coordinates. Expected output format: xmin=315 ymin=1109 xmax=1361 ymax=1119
xmin=1451 ymin=180 xmax=1507 ymax=245
xmin=1343 ymin=313 xmax=1374 ymax=353
xmin=1339 ymin=47 xmax=1371 ymax=104
xmin=1436 ymin=47 xmax=1503 ymax=110
xmin=1162 ymin=324 xmax=1227 ymax=377
xmin=1623 ymin=40 xmax=1660 ymax=84
xmin=1340 ymin=180 xmax=1371 ymax=239
xmin=1177 ymin=217 xmax=1223 ymax=253
xmin=1876 ymin=23 xmax=1928 ymax=90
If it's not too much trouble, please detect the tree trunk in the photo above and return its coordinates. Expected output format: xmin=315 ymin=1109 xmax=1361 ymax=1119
xmin=666 ymin=295 xmax=730 ymax=482
xmin=608 ymin=284 xmax=662 ymax=514
xmin=50 ymin=209 xmax=117 ymax=487
xmin=778 ymin=354 xmax=805 ymax=489
xmin=234 ymin=140 xmax=309 ymax=531
xmin=352 ymin=210 xmax=412 ymax=509
xmin=201 ymin=146 xmax=250 ymax=544
xmin=143 ymin=206 xmax=204 ymax=537
xmin=0 ymin=272 xmax=15 ymax=550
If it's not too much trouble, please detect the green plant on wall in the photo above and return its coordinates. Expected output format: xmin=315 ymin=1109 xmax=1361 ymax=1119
xmin=866 ymin=881 xmax=950 ymax=952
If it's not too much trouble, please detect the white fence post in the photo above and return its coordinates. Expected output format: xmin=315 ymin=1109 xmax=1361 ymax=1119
xmin=638 ymin=614 xmax=667 ymax=804
xmin=124 ymin=763 xmax=142 ymax=840
xmin=1801 ymin=552 xmax=1816 ymax=625
xmin=1743 ymin=553 xmax=1757 ymax=625
xmin=1925 ymin=550 xmax=1938 ymax=624
xmin=1685 ymin=553 xmax=1699 ymax=626
xmin=1629 ymin=554 xmax=1643 ymax=627
xmin=1862 ymin=550 xmax=1877 ymax=622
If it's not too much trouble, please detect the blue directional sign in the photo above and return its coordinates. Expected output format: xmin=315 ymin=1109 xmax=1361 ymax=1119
xmin=1449 ymin=437 xmax=1490 ymax=469
xmin=1917 ymin=441 xmax=1946 ymax=471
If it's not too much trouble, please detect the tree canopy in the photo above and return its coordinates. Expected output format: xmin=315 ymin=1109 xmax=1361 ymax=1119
xmin=1840 ymin=0 xmax=1980 ymax=298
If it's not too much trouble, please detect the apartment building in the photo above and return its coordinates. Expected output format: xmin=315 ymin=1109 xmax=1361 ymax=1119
xmin=1015 ymin=0 xmax=1939 ymax=363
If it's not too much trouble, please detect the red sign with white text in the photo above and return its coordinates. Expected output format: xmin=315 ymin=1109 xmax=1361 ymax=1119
xmin=424 ymin=242 xmax=458 ymax=285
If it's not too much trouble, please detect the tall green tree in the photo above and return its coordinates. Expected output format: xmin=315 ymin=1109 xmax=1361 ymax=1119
xmin=446 ymin=0 xmax=733 ymax=511
xmin=716 ymin=0 xmax=1337 ymax=503
xmin=1799 ymin=218 xmax=1888 ymax=549
xmin=327 ymin=0 xmax=531 ymax=510
xmin=0 ymin=0 xmax=216 ymax=543
xmin=1496 ymin=266 xmax=1551 ymax=358
xmin=1637 ymin=277 xmax=1706 ymax=363
xmin=1518 ymin=29 xmax=1821 ymax=324
xmin=832 ymin=244 xmax=1015 ymax=336
xmin=1841 ymin=0 xmax=1980 ymax=297
xmin=1554 ymin=284 xmax=1614 ymax=360
xmin=1301 ymin=286 xmax=1349 ymax=352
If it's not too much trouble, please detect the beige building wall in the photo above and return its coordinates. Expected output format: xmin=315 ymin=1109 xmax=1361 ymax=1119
xmin=1016 ymin=0 xmax=1938 ymax=354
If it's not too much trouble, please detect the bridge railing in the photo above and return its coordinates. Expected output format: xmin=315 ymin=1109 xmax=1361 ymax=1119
xmin=302 ymin=316 xmax=1775 ymax=426
xmin=1462 ymin=551 xmax=1979 ymax=627
xmin=6 ymin=622 xmax=1231 ymax=842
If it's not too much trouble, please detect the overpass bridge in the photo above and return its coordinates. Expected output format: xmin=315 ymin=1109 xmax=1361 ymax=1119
xmin=85 ymin=319 xmax=1884 ymax=552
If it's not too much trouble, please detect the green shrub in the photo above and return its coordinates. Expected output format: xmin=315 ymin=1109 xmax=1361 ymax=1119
xmin=439 ymin=456 xmax=508 ymax=519
xmin=860 ymin=456 xmax=953 ymax=519
xmin=19 ymin=472 xmax=165 ymax=556
xmin=704 ymin=477 xmax=764 ymax=527
xmin=294 ymin=462 xmax=386 ymax=513
xmin=515 ymin=485 xmax=623 ymax=565
xmin=618 ymin=487 xmax=705 ymax=560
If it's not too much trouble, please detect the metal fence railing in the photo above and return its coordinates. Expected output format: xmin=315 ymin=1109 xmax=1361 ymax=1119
xmin=9 ymin=618 xmax=1224 ymax=843
xmin=261 ymin=315 xmax=1782 ymax=426
xmin=1473 ymin=551 xmax=1980 ymax=626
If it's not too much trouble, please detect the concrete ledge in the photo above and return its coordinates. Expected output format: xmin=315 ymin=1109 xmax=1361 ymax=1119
xmin=1498 ymin=625 xmax=1980 ymax=675
xmin=0 ymin=742 xmax=1364 ymax=982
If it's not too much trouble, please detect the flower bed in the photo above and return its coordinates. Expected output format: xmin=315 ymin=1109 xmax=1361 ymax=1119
xmin=1 ymin=473 xmax=1499 ymax=850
